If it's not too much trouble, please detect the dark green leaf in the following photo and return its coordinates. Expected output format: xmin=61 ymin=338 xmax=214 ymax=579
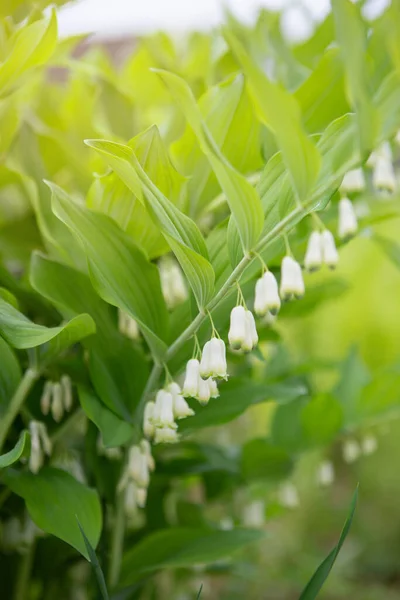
xmin=241 ymin=438 xmax=293 ymax=482
xmin=77 ymin=519 xmax=109 ymax=600
xmin=0 ymin=430 xmax=29 ymax=469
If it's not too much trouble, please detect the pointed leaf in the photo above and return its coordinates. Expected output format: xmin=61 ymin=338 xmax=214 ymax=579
xmin=0 ymin=430 xmax=29 ymax=469
xmin=77 ymin=520 xmax=109 ymax=600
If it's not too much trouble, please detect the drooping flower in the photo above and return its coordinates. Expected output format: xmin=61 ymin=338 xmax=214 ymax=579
xmin=153 ymin=390 xmax=176 ymax=430
xmin=254 ymin=272 xmax=280 ymax=316
xmin=154 ymin=427 xmax=179 ymax=444
xmin=127 ymin=445 xmax=150 ymax=488
xmin=140 ymin=439 xmax=155 ymax=471
xmin=316 ymin=460 xmax=335 ymax=487
xmin=197 ymin=376 xmax=211 ymax=405
xmin=242 ymin=500 xmax=265 ymax=528
xmin=118 ymin=309 xmax=140 ymax=340
xmin=278 ymin=482 xmax=299 ymax=508
xmin=40 ymin=381 xmax=53 ymax=416
xmin=373 ymin=156 xmax=397 ymax=192
xmin=61 ymin=375 xmax=73 ymax=411
xmin=241 ymin=310 xmax=258 ymax=353
xmin=304 ymin=231 xmax=323 ymax=272
xmin=51 ymin=382 xmax=64 ymax=423
xmin=340 ymin=167 xmax=365 ymax=193
xmin=167 ymin=382 xmax=194 ymax=419
xmin=280 ymin=256 xmax=305 ymax=300
xmin=200 ymin=338 xmax=227 ymax=379
xmin=207 ymin=378 xmax=219 ymax=398
xmin=143 ymin=401 xmax=156 ymax=438
xmin=338 ymin=197 xmax=358 ymax=240
xmin=361 ymin=434 xmax=378 ymax=455
xmin=29 ymin=421 xmax=52 ymax=474
xmin=342 ymin=439 xmax=361 ymax=463
xmin=228 ymin=306 xmax=258 ymax=352
xmin=321 ymin=230 xmax=339 ymax=269
xmin=159 ymin=257 xmax=188 ymax=310
xmin=182 ymin=359 xmax=201 ymax=397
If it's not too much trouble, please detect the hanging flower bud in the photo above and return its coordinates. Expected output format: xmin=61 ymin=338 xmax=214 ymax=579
xmin=128 ymin=445 xmax=149 ymax=488
xmin=51 ymin=382 xmax=64 ymax=422
xmin=242 ymin=500 xmax=265 ymax=528
xmin=168 ymin=382 xmax=194 ymax=419
xmin=118 ymin=310 xmax=140 ymax=340
xmin=153 ymin=390 xmax=176 ymax=429
xmin=304 ymin=231 xmax=323 ymax=272
xmin=278 ymin=482 xmax=299 ymax=508
xmin=197 ymin=376 xmax=211 ymax=405
xmin=97 ymin=435 xmax=123 ymax=460
xmin=136 ymin=487 xmax=147 ymax=509
xmin=124 ymin=480 xmax=138 ymax=518
xmin=29 ymin=421 xmax=43 ymax=474
xmin=40 ymin=381 xmax=53 ymax=416
xmin=321 ymin=230 xmax=339 ymax=269
xmin=342 ymin=439 xmax=361 ymax=463
xmin=182 ymin=359 xmax=200 ymax=397
xmin=154 ymin=426 xmax=179 ymax=444
xmin=241 ymin=310 xmax=258 ymax=353
xmin=280 ymin=256 xmax=304 ymax=300
xmin=338 ymin=197 xmax=358 ymax=240
xmin=340 ymin=168 xmax=365 ymax=193
xmin=159 ymin=257 xmax=188 ymax=310
xmin=254 ymin=272 xmax=281 ymax=316
xmin=200 ymin=338 xmax=227 ymax=379
xmin=143 ymin=401 xmax=155 ymax=438
xmin=228 ymin=306 xmax=247 ymax=350
xmin=207 ymin=378 xmax=219 ymax=398
xmin=317 ymin=460 xmax=335 ymax=487
xmin=37 ymin=422 xmax=52 ymax=457
xmin=61 ymin=375 xmax=73 ymax=412
xmin=373 ymin=156 xmax=397 ymax=192
xmin=140 ymin=439 xmax=155 ymax=471
xmin=361 ymin=434 xmax=378 ymax=455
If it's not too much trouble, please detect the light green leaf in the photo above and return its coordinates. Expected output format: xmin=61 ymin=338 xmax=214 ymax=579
xmin=0 ymin=9 xmax=58 ymax=96
xmin=332 ymin=0 xmax=379 ymax=156
xmin=224 ymin=28 xmax=321 ymax=202
xmin=78 ymin=387 xmax=133 ymax=448
xmin=0 ymin=430 xmax=29 ymax=469
xmin=120 ymin=528 xmax=263 ymax=586
xmin=153 ymin=69 xmax=264 ymax=253
xmin=241 ymin=438 xmax=293 ymax=482
xmin=299 ymin=487 xmax=358 ymax=600
xmin=49 ymin=181 xmax=169 ymax=359
xmin=0 ymin=336 xmax=21 ymax=412
xmin=0 ymin=297 xmax=95 ymax=365
xmin=4 ymin=467 xmax=102 ymax=560
xmin=333 ymin=347 xmax=370 ymax=425
xmin=85 ymin=138 xmax=215 ymax=308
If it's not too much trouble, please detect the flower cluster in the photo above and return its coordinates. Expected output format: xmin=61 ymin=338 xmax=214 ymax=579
xmin=119 ymin=440 xmax=155 ymax=516
xmin=29 ymin=421 xmax=52 ymax=474
xmin=40 ymin=375 xmax=73 ymax=422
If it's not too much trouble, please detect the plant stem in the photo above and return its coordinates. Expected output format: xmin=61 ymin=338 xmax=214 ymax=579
xmin=0 ymin=368 xmax=39 ymax=453
xmin=13 ymin=540 xmax=36 ymax=600
xmin=108 ymin=490 xmax=125 ymax=590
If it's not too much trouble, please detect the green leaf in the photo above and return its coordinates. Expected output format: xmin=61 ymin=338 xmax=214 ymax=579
xmin=298 ymin=486 xmax=358 ymax=600
xmin=120 ymin=528 xmax=263 ymax=586
xmin=224 ymin=28 xmax=321 ymax=202
xmin=0 ymin=10 xmax=58 ymax=96
xmin=0 ymin=430 xmax=29 ymax=469
xmin=49 ymin=181 xmax=169 ymax=359
xmin=4 ymin=467 xmax=102 ymax=560
xmin=77 ymin=520 xmax=109 ymax=600
xmin=241 ymin=439 xmax=293 ymax=482
xmin=153 ymin=69 xmax=264 ymax=253
xmin=0 ymin=336 xmax=21 ymax=412
xmin=333 ymin=347 xmax=370 ymax=425
xmin=85 ymin=138 xmax=215 ymax=309
xmin=0 ymin=297 xmax=95 ymax=365
xmin=374 ymin=234 xmax=400 ymax=270
xmin=78 ymin=387 xmax=133 ymax=448
xmin=332 ymin=0 xmax=379 ymax=155
xmin=271 ymin=397 xmax=309 ymax=453
xmin=301 ymin=394 xmax=343 ymax=446
xmin=179 ymin=379 xmax=306 ymax=433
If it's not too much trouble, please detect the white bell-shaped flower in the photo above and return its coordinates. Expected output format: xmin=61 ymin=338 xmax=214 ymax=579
xmin=124 ymin=481 xmax=138 ymax=518
xmin=153 ymin=390 xmax=176 ymax=429
xmin=254 ymin=272 xmax=281 ymax=316
xmin=207 ymin=378 xmax=219 ymax=398
xmin=182 ymin=359 xmax=200 ymax=397
xmin=118 ymin=310 xmax=140 ymax=340
xmin=136 ymin=487 xmax=148 ymax=509
xmin=29 ymin=421 xmax=51 ymax=474
xmin=340 ymin=168 xmax=365 ymax=193
xmin=197 ymin=376 xmax=211 ymax=405
xmin=159 ymin=257 xmax=188 ymax=309
xmin=154 ymin=426 xmax=179 ymax=444
xmin=140 ymin=439 xmax=155 ymax=471
xmin=242 ymin=500 xmax=265 ymax=528
xmin=304 ymin=231 xmax=323 ymax=272
xmin=317 ymin=460 xmax=335 ymax=487
xmin=321 ymin=230 xmax=339 ymax=269
xmin=361 ymin=434 xmax=378 ymax=455
xmin=338 ymin=197 xmax=358 ymax=240
xmin=373 ymin=156 xmax=397 ymax=192
xmin=278 ymin=482 xmax=299 ymax=508
xmin=342 ymin=439 xmax=361 ymax=463
xmin=51 ymin=382 xmax=64 ymax=422
xmin=143 ymin=401 xmax=155 ymax=438
xmin=228 ymin=306 xmax=247 ymax=349
xmin=280 ymin=256 xmax=304 ymax=300
xmin=128 ymin=445 xmax=149 ymax=488
xmin=60 ymin=375 xmax=73 ymax=411
xmin=200 ymin=338 xmax=227 ymax=379
xmin=40 ymin=381 xmax=53 ymax=416
xmin=168 ymin=382 xmax=194 ymax=419
xmin=241 ymin=310 xmax=258 ymax=352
